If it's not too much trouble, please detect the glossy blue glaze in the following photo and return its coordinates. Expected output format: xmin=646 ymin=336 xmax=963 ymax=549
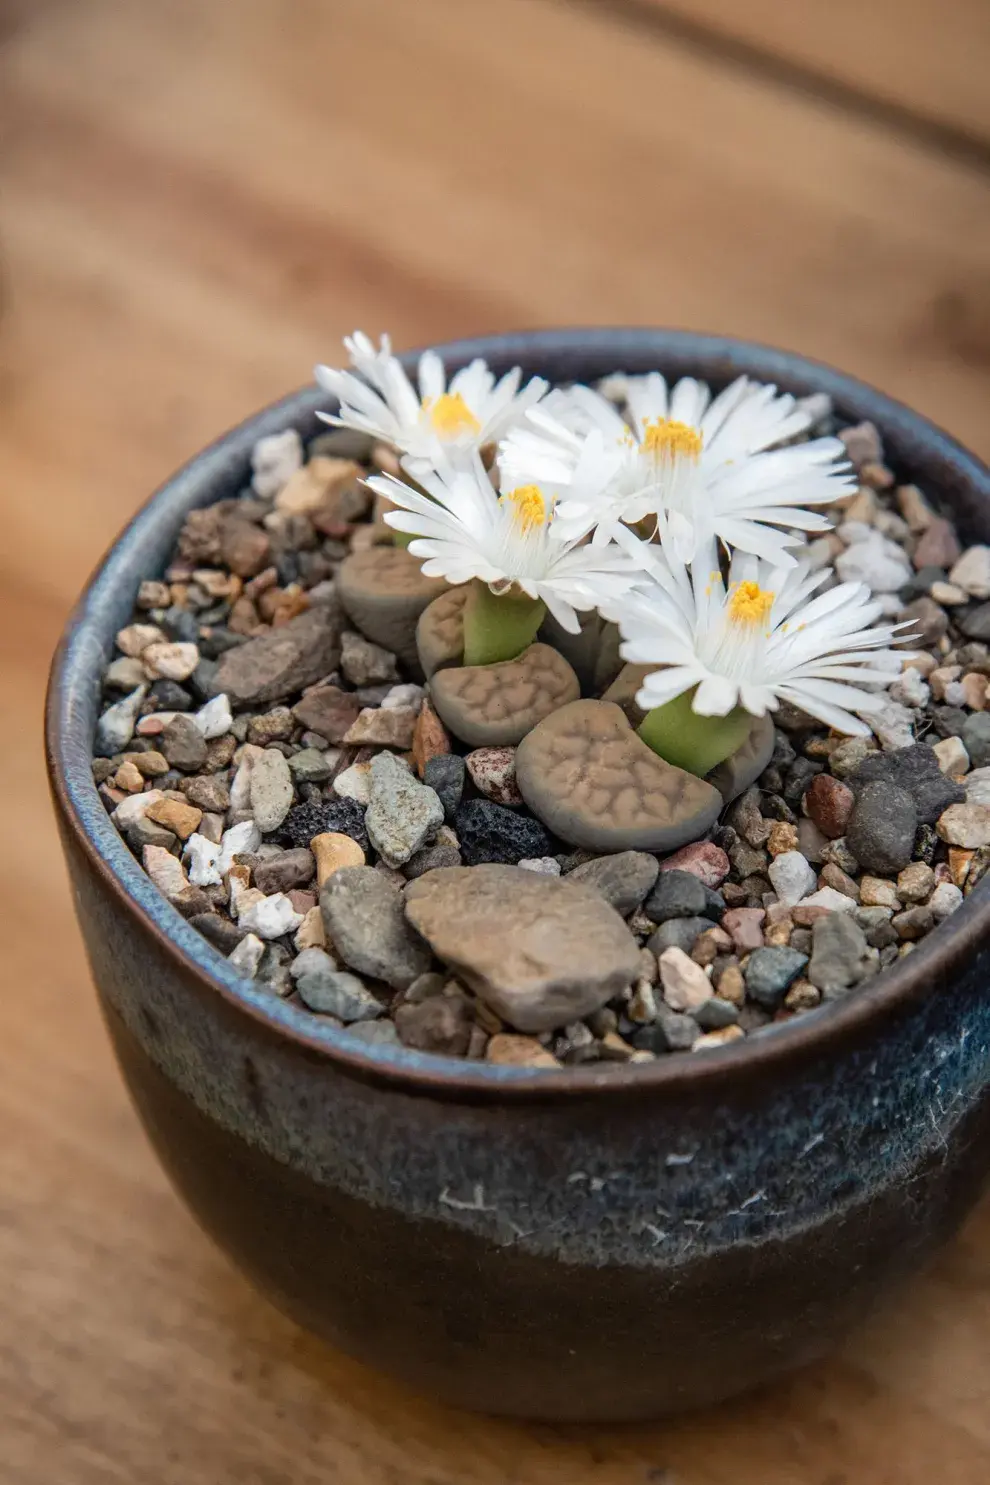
xmin=47 ymin=330 xmax=990 ymax=1419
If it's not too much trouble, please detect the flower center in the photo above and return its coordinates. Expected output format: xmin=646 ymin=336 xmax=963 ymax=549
xmin=639 ymin=418 xmax=703 ymax=463
xmin=728 ymin=580 xmax=775 ymax=628
xmin=501 ymin=483 xmax=547 ymax=533
xmin=424 ymin=392 xmax=481 ymax=439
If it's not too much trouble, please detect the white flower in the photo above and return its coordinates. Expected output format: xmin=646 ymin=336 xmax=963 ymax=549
xmin=612 ymin=544 xmax=913 ymax=735
xmin=365 ymin=453 xmax=640 ymax=633
xmin=499 ymin=374 xmax=856 ymax=566
xmin=315 ymin=332 xmax=547 ymax=461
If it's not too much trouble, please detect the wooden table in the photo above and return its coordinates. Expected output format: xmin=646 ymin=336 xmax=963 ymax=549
xmin=2 ymin=1 xmax=989 ymax=1478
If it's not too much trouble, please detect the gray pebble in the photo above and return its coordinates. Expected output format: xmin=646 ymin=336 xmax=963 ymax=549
xmin=646 ymin=915 xmax=712 ymax=957
xmin=962 ymin=712 xmax=990 ymax=768
xmin=846 ymin=781 xmax=918 ymax=875
xmin=296 ymin=964 xmax=385 ymax=1022
xmin=744 ymin=946 xmax=808 ymax=1009
xmin=160 ymin=714 xmax=208 ymax=772
xmin=694 ymin=998 xmax=740 ymax=1031
xmin=643 ymin=868 xmax=707 ymax=922
xmin=567 ymin=852 xmax=660 ymax=916
xmin=366 ymin=751 xmax=444 ymax=868
xmin=321 ymin=866 xmax=432 ymax=989
xmin=288 ymin=748 xmax=335 ymax=784
xmin=422 ymin=754 xmax=465 ymax=822
xmin=807 ymin=914 xmax=874 ymax=999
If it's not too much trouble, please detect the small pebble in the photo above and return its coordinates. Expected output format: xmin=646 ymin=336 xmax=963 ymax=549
xmin=767 ymin=851 xmax=817 ymax=907
xmin=311 ymin=831 xmax=366 ymax=887
xmin=228 ymin=933 xmax=265 ymax=977
xmin=464 ymin=747 xmax=523 ymax=806
xmin=238 ymin=892 xmax=305 ymax=940
xmin=658 ymin=947 xmax=713 ymax=1013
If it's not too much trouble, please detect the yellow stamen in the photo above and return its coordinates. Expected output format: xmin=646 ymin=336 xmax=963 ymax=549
xmin=728 ymin=580 xmax=775 ymax=628
xmin=639 ymin=418 xmax=703 ymax=462
xmin=424 ymin=392 xmax=481 ymax=438
xmin=501 ymin=483 xmax=547 ymax=533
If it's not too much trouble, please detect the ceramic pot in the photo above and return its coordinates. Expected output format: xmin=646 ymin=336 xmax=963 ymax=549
xmin=46 ymin=330 xmax=990 ymax=1421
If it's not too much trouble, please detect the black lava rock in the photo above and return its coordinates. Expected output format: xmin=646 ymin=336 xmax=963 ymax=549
xmin=644 ymin=869 xmax=707 ymax=923
xmin=962 ymin=712 xmax=990 ymax=768
xmin=744 ymin=946 xmax=808 ymax=1009
xmin=845 ymin=780 xmax=918 ymax=874
xmin=850 ymin=742 xmax=964 ymax=824
xmin=279 ymin=797 xmax=370 ymax=852
xmin=423 ymin=753 xmax=466 ymax=822
xmin=455 ymin=800 xmax=551 ymax=866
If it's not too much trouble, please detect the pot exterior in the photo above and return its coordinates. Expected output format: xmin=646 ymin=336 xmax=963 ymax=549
xmin=48 ymin=330 xmax=990 ymax=1421
xmin=62 ymin=819 xmax=990 ymax=1420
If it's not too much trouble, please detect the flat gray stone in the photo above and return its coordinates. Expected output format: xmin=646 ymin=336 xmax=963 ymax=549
xmin=566 ymin=852 xmax=660 ymax=915
xmin=403 ymin=864 xmax=641 ymax=1033
xmin=430 ymin=643 xmax=580 ymax=748
xmin=365 ymin=751 xmax=444 ymax=868
xmin=213 ymin=605 xmax=343 ymax=708
xmin=321 ymin=866 xmax=432 ymax=990
xmin=515 ymin=699 xmax=723 ymax=852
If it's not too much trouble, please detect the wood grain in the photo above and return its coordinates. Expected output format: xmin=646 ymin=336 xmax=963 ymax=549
xmin=1 ymin=0 xmax=989 ymax=1478
xmin=640 ymin=0 xmax=990 ymax=145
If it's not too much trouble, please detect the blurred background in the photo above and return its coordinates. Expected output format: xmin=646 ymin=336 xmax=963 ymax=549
xmin=2 ymin=1 xmax=989 ymax=1480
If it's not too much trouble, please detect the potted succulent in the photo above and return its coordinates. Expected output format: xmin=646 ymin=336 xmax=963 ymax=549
xmin=47 ymin=329 xmax=990 ymax=1420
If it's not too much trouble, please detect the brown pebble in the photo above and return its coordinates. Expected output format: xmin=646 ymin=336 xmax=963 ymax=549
xmin=896 ymin=861 xmax=935 ymax=903
xmin=486 ymin=1034 xmax=560 ymax=1069
xmin=294 ymin=905 xmax=326 ymax=950
xmin=913 ymin=517 xmax=961 ymax=571
xmin=690 ymin=926 xmax=733 ymax=966
xmin=412 ymin=698 xmax=451 ymax=777
xmin=948 ymin=847 xmax=974 ymax=887
xmin=721 ymin=907 xmax=765 ymax=952
xmin=693 ymin=1026 xmax=745 ymax=1052
xmin=766 ymin=821 xmax=799 ymax=857
xmin=220 ymin=517 xmax=271 ymax=578
xmin=714 ymin=962 xmax=745 ymax=1005
xmin=790 ymin=903 xmax=834 ymax=926
xmin=145 ymin=797 xmax=203 ymax=841
xmin=395 ymin=996 xmax=474 ymax=1057
xmin=114 ymin=760 xmax=145 ymax=793
xmin=803 ymin=774 xmax=854 ymax=839
xmin=764 ymin=918 xmax=793 ymax=947
xmin=784 ymin=980 xmax=821 ymax=1012
xmin=288 ymin=889 xmax=317 ymax=915
xmin=311 ymin=831 xmax=366 ymax=887
xmin=819 ymin=862 xmax=860 ymax=901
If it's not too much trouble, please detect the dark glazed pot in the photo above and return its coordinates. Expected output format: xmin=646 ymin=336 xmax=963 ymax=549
xmin=47 ymin=330 xmax=990 ymax=1422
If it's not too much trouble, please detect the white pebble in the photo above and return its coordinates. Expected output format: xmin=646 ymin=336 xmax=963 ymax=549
xmin=290 ymin=946 xmax=337 ymax=979
xmin=866 ymin=698 xmax=916 ymax=751
xmin=517 ymin=857 xmax=562 ymax=875
xmin=141 ymin=641 xmax=200 ymax=681
xmin=835 ymin=529 xmax=912 ymax=593
xmin=237 ymin=893 xmax=304 ymax=940
xmin=333 ymin=761 xmax=373 ymax=804
xmin=943 ymin=682 xmax=967 ymax=707
xmin=183 ymin=832 xmax=222 ymax=886
xmin=115 ymin=623 xmax=165 ymax=657
xmin=933 ymin=736 xmax=969 ymax=777
xmin=929 ymin=882 xmax=963 ymax=921
xmin=768 ymin=851 xmax=817 ymax=906
xmin=658 ymin=947 xmax=712 ymax=1013
xmin=251 ymin=428 xmax=303 ymax=498
xmin=890 ymin=668 xmax=930 ymax=708
xmin=964 ymin=767 xmax=990 ymax=806
xmin=142 ymin=843 xmax=188 ymax=899
xmin=381 ymin=683 xmax=425 ymax=712
xmin=218 ymin=819 xmax=262 ymax=875
xmin=96 ymin=685 xmax=148 ymax=754
xmin=193 ymin=693 xmax=233 ymax=739
xmin=229 ymin=744 xmax=264 ymax=812
xmin=798 ymin=886 xmax=858 ymax=915
xmin=949 ymin=545 xmax=990 ymax=600
xmin=227 ymin=933 xmax=265 ymax=978
xmin=112 ymin=788 xmax=165 ymax=829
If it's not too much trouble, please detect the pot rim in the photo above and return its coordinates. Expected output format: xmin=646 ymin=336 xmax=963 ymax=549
xmin=46 ymin=326 xmax=990 ymax=1102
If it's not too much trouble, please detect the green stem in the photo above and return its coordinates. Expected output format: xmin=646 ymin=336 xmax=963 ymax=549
xmin=462 ymin=581 xmax=546 ymax=667
xmin=391 ymin=528 xmax=415 ymax=550
xmin=637 ymin=688 xmax=754 ymax=777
